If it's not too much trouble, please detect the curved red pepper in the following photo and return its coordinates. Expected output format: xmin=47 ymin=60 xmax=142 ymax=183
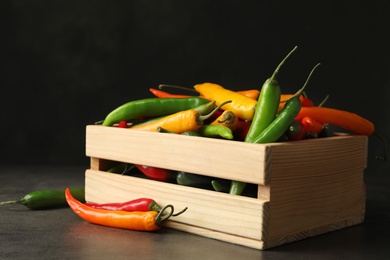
xmin=135 ymin=165 xmax=173 ymax=182
xmin=85 ymin=198 xmax=162 ymax=212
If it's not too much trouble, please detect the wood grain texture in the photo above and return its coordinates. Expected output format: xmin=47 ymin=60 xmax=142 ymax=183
xmin=86 ymin=125 xmax=271 ymax=184
xmin=85 ymin=169 xmax=268 ymax=241
xmin=84 ymin=125 xmax=368 ymax=250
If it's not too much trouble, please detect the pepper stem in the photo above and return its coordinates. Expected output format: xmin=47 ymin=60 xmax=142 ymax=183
xmin=158 ymin=84 xmax=198 ymax=93
xmin=280 ymin=63 xmax=321 ymax=103
xmin=172 ymin=207 xmax=188 ymax=216
xmin=198 ymin=100 xmax=232 ymax=122
xmin=270 ymin=46 xmax=298 ymax=82
xmin=0 ymin=200 xmax=21 ymax=205
xmin=155 ymin=204 xmax=175 ymax=226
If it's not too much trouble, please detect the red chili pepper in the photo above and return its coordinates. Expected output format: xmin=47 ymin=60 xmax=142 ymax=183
xmin=285 ymin=120 xmax=307 ymax=141
xmin=85 ymin=198 xmax=162 ymax=212
xmin=65 ymin=188 xmax=174 ymax=231
xmin=301 ymin=97 xmax=314 ymax=107
xmin=149 ymin=88 xmax=191 ymax=98
xmin=135 ymin=165 xmax=173 ymax=182
xmin=118 ymin=120 xmax=128 ymax=128
xmin=233 ymin=120 xmax=251 ymax=141
xmin=301 ymin=116 xmax=326 ymax=134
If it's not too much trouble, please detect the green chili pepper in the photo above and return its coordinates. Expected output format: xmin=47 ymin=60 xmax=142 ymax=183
xmin=252 ymin=96 xmax=302 ymax=143
xmin=176 ymin=172 xmax=214 ymax=190
xmin=252 ymin=63 xmax=321 ymax=144
xmin=245 ymin=46 xmax=298 ymax=143
xmin=230 ymin=47 xmax=298 ymax=196
xmin=102 ymin=97 xmax=209 ymax=126
xmin=211 ymin=179 xmax=231 ymax=192
xmin=230 ymin=62 xmax=321 ymax=196
xmin=0 ymin=188 xmax=85 ymax=210
xmin=197 ymin=125 xmax=234 ymax=140
xmin=181 ymin=131 xmax=201 ymax=136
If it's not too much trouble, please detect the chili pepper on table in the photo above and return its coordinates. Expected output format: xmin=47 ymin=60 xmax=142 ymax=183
xmin=0 ymin=188 xmax=85 ymax=210
xmin=85 ymin=198 xmax=162 ymax=212
xmin=129 ymin=101 xmax=230 ymax=134
xmin=65 ymin=188 xmax=175 ymax=231
xmin=295 ymin=106 xmax=375 ymax=136
xmin=197 ymin=124 xmax=234 ymax=140
xmin=245 ymin=46 xmax=297 ymax=143
xmin=102 ymin=97 xmax=209 ymax=126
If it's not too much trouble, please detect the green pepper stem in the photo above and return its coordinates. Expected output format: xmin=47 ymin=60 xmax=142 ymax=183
xmin=270 ymin=46 xmax=298 ymax=81
xmin=158 ymin=84 xmax=198 ymax=93
xmin=172 ymin=207 xmax=188 ymax=216
xmin=198 ymin=100 xmax=232 ymax=122
xmin=0 ymin=200 xmax=21 ymax=205
xmin=155 ymin=204 xmax=175 ymax=226
xmin=318 ymin=94 xmax=330 ymax=107
xmin=280 ymin=63 xmax=321 ymax=103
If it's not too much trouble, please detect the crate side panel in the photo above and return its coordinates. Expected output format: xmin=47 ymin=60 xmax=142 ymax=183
xmin=270 ymin=135 xmax=368 ymax=173
xmin=267 ymin=167 xmax=366 ymax=240
xmin=165 ymin=221 xmax=266 ymax=250
xmin=86 ymin=125 xmax=270 ymax=184
xmin=265 ymin=135 xmax=367 ymax=240
xmin=85 ymin=169 xmax=268 ymax=241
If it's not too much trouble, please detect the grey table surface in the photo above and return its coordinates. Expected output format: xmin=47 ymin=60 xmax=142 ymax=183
xmin=0 ymin=164 xmax=389 ymax=260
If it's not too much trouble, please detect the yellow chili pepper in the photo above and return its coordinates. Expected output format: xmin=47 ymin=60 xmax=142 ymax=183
xmin=129 ymin=101 xmax=230 ymax=134
xmin=194 ymin=83 xmax=257 ymax=121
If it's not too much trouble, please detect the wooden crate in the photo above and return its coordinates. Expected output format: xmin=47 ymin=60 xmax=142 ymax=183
xmin=84 ymin=125 xmax=368 ymax=250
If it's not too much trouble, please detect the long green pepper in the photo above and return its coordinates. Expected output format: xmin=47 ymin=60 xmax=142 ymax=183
xmin=0 ymin=188 xmax=85 ymax=210
xmin=102 ymin=97 xmax=209 ymax=126
xmin=245 ymin=46 xmax=298 ymax=143
xmin=230 ymin=46 xmax=298 ymax=196
xmin=253 ymin=63 xmax=321 ymax=144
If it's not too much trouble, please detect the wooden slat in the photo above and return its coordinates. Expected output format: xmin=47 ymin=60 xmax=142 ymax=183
xmin=86 ymin=125 xmax=270 ymax=184
xmin=85 ymin=169 xmax=268 ymax=241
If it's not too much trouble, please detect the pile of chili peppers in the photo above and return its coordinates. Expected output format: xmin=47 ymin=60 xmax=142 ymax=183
xmin=98 ymin=46 xmax=378 ymax=196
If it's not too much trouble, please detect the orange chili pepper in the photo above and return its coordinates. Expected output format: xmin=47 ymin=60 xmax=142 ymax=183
xmin=65 ymin=188 xmax=174 ymax=231
xmin=236 ymin=89 xmax=259 ymax=100
xmin=211 ymin=110 xmax=239 ymax=132
xmin=295 ymin=106 xmax=375 ymax=136
xmin=149 ymin=88 xmax=190 ymax=98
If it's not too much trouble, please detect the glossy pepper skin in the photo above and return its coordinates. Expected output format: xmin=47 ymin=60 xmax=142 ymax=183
xmin=135 ymin=165 xmax=175 ymax=182
xmin=65 ymin=188 xmax=174 ymax=231
xmin=194 ymin=83 xmax=257 ymax=121
xmin=197 ymin=125 xmax=234 ymax=140
xmin=176 ymin=172 xmax=214 ymax=190
xmin=102 ymin=97 xmax=209 ymax=126
xmin=0 ymin=188 xmax=85 ymax=210
xmin=84 ymin=198 xmax=162 ymax=212
xmin=245 ymin=46 xmax=297 ymax=143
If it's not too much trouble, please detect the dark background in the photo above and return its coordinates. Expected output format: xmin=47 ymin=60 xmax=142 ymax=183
xmin=1 ymin=0 xmax=389 ymax=174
